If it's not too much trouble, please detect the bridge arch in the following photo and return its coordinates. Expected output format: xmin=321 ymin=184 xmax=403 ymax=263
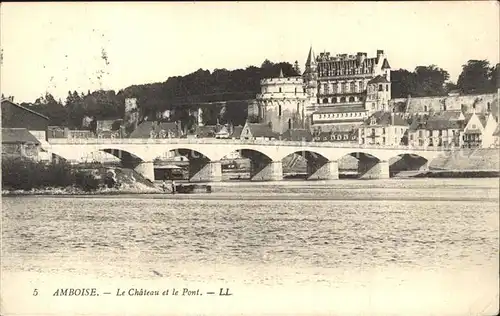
xmin=279 ymin=149 xmax=332 ymax=180
xmin=149 ymin=146 xmax=220 ymax=182
xmin=387 ymin=152 xmax=431 ymax=176
xmin=218 ymin=147 xmax=280 ymax=181
xmin=338 ymin=151 xmax=385 ymax=180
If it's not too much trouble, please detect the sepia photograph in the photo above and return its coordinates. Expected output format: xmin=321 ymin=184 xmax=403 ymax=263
xmin=1 ymin=1 xmax=499 ymax=315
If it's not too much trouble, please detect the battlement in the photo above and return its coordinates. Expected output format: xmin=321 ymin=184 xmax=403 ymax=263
xmin=316 ymin=50 xmax=383 ymax=63
xmin=260 ymin=76 xmax=304 ymax=85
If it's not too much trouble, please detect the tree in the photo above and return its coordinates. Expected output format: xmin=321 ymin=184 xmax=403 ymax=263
xmin=413 ymin=65 xmax=449 ymax=97
xmin=391 ymin=69 xmax=417 ymax=98
xmin=391 ymin=65 xmax=449 ymax=98
xmin=457 ymin=60 xmax=495 ymax=94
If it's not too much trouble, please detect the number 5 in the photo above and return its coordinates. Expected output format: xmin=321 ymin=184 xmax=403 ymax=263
xmin=33 ymin=289 xmax=38 ymax=296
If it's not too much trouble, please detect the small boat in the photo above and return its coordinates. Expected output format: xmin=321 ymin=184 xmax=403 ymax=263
xmin=175 ymin=184 xmax=212 ymax=194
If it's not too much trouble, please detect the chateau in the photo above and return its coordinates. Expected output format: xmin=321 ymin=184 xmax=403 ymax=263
xmin=254 ymin=47 xmax=393 ymax=133
xmin=303 ymin=47 xmax=392 ymax=130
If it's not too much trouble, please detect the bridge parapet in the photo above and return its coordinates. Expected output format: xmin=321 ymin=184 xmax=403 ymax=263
xmin=48 ymin=138 xmax=451 ymax=152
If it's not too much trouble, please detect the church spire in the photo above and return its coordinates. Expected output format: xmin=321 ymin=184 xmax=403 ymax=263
xmin=279 ymin=68 xmax=284 ymax=78
xmin=305 ymin=46 xmax=316 ymax=66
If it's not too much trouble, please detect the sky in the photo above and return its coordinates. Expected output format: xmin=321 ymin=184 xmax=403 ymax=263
xmin=1 ymin=1 xmax=499 ymax=103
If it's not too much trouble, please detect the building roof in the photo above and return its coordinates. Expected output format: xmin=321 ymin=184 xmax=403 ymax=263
xmin=305 ymin=46 xmax=316 ymax=66
xmin=368 ymin=75 xmax=390 ymax=84
xmin=2 ymin=128 xmax=41 ymax=144
xmin=129 ymin=121 xmax=179 ymax=138
xmin=1 ymin=99 xmax=49 ymax=120
xmin=464 ymin=113 xmax=488 ymax=128
xmin=195 ymin=125 xmax=217 ymax=138
xmin=316 ymin=55 xmax=379 ymax=74
xmin=381 ymin=58 xmax=391 ymax=69
xmin=425 ymin=119 xmax=464 ymax=131
xmin=245 ymin=123 xmax=278 ymax=138
xmin=430 ymin=110 xmax=464 ymax=121
xmin=493 ymin=125 xmax=500 ymax=136
xmin=362 ymin=111 xmax=407 ymax=127
xmin=230 ymin=126 xmax=243 ymax=138
xmin=312 ymin=130 xmax=358 ymax=142
xmin=281 ymin=129 xmax=313 ymax=141
xmin=313 ymin=106 xmax=366 ymax=114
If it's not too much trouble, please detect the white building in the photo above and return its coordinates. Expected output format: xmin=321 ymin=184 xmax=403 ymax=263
xmin=358 ymin=111 xmax=408 ymax=146
xmin=256 ymin=69 xmax=309 ymax=134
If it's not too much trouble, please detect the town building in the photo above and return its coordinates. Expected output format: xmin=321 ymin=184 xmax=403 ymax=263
xmin=358 ymin=111 xmax=408 ymax=146
xmin=2 ymin=128 xmax=42 ymax=161
xmin=129 ymin=121 xmax=181 ymax=139
xmin=230 ymin=126 xmax=243 ymax=139
xmin=492 ymin=125 xmax=500 ymax=148
xmin=407 ymin=119 xmax=464 ymax=148
xmin=280 ymin=129 xmax=313 ymax=142
xmin=303 ymin=48 xmax=392 ymax=130
xmin=462 ymin=112 xmax=498 ymax=148
xmin=1 ymin=98 xmax=49 ymax=142
xmin=312 ymin=129 xmax=358 ymax=143
xmin=255 ymin=69 xmax=309 ymax=134
xmin=240 ymin=122 xmax=278 ymax=140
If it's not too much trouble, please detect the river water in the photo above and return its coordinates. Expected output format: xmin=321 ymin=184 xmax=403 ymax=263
xmin=1 ymin=178 xmax=499 ymax=315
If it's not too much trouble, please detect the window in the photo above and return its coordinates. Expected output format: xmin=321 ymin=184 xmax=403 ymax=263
xmin=350 ymin=82 xmax=356 ymax=93
xmin=471 ymin=124 xmax=476 ymax=129
xmin=382 ymin=137 xmax=386 ymax=144
xmin=349 ymin=96 xmax=355 ymax=102
xmin=424 ymin=106 xmax=428 ymax=112
xmin=279 ymin=88 xmax=282 ymax=93
xmin=332 ymin=97 xmax=337 ymax=103
xmin=382 ymin=127 xmax=385 ymax=134
xmin=323 ymin=98 xmax=329 ymax=104
xmin=332 ymin=83 xmax=337 ymax=93
xmin=379 ymin=84 xmax=383 ymax=92
xmin=488 ymin=102 xmax=491 ymax=111
xmin=340 ymin=97 xmax=346 ymax=103
xmin=324 ymin=83 xmax=329 ymax=94
xmin=278 ymin=104 xmax=282 ymax=116
xmin=288 ymin=119 xmax=292 ymax=130
xmin=386 ymin=85 xmax=389 ymax=92
xmin=294 ymin=88 xmax=297 ymax=94
xmin=343 ymin=134 xmax=348 ymax=140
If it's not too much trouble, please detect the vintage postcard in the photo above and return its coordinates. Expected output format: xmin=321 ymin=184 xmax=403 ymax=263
xmin=1 ymin=1 xmax=499 ymax=315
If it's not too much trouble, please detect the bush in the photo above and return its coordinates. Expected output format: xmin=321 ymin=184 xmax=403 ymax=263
xmin=74 ymin=171 xmax=101 ymax=192
xmin=1 ymin=158 xmax=75 ymax=190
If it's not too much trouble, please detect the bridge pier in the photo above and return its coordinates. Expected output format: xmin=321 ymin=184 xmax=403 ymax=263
xmin=359 ymin=160 xmax=389 ymax=180
xmin=134 ymin=161 xmax=155 ymax=182
xmin=251 ymin=160 xmax=283 ymax=181
xmin=307 ymin=160 xmax=339 ymax=180
xmin=189 ymin=160 xmax=222 ymax=182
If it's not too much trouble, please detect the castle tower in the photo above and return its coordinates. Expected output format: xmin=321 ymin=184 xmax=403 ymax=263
xmin=303 ymin=46 xmax=318 ymax=116
xmin=256 ymin=69 xmax=309 ymax=134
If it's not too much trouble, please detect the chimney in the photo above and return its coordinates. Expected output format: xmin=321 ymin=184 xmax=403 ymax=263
xmin=356 ymin=52 xmax=366 ymax=65
xmin=377 ymin=50 xmax=384 ymax=61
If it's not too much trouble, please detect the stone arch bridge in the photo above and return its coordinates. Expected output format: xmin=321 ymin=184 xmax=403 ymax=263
xmin=46 ymin=138 xmax=448 ymax=182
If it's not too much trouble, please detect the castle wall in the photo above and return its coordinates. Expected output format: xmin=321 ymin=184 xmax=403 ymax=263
xmin=399 ymin=93 xmax=498 ymax=114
